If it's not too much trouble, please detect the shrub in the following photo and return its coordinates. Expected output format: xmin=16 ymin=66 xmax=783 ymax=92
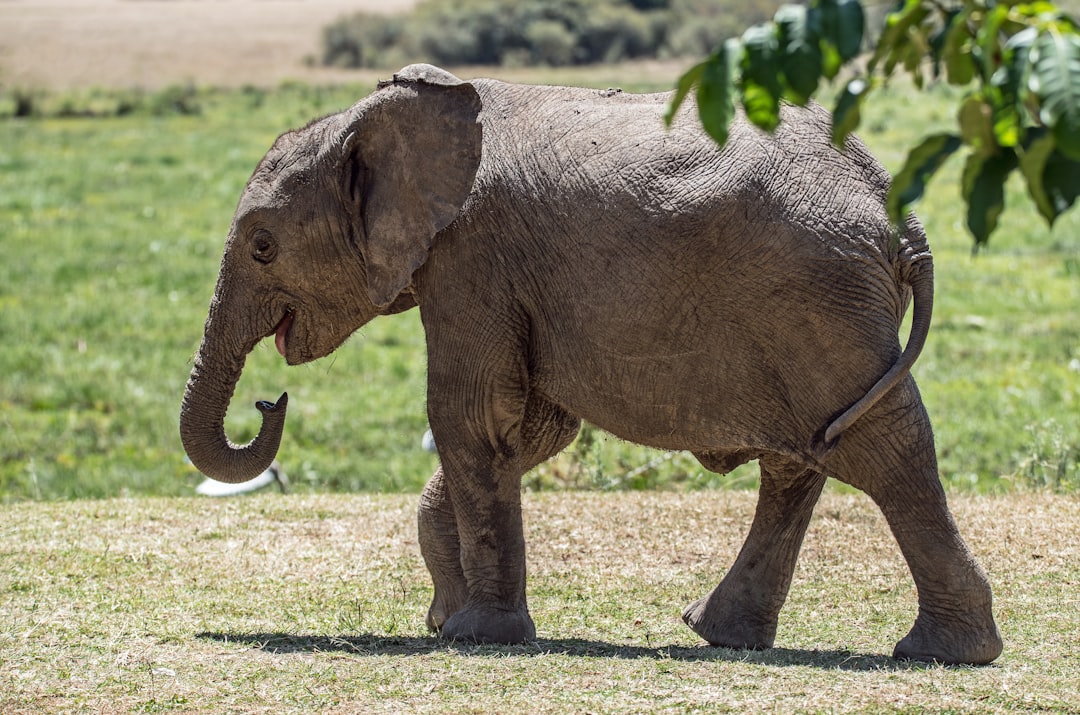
xmin=576 ymin=2 xmax=660 ymax=63
xmin=322 ymin=12 xmax=407 ymax=69
xmin=150 ymin=84 xmax=201 ymax=116
xmin=524 ymin=20 xmax=578 ymax=66
xmin=663 ymin=0 xmax=777 ymax=58
xmin=12 ymin=89 xmax=39 ymax=117
xmin=0 ymin=86 xmax=203 ymax=119
xmin=412 ymin=0 xmax=512 ymax=66
xmin=319 ymin=0 xmax=785 ymax=69
xmin=1011 ymin=421 xmax=1080 ymax=494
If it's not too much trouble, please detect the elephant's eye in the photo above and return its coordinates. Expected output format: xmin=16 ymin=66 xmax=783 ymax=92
xmin=252 ymin=230 xmax=278 ymax=264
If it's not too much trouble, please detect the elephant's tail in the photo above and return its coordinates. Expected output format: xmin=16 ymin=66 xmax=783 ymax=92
xmin=822 ymin=224 xmax=934 ymax=446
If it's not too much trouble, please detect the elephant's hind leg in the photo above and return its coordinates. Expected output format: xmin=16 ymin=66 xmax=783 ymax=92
xmin=683 ymin=457 xmax=827 ymax=649
xmin=827 ymin=375 xmax=1002 ymax=665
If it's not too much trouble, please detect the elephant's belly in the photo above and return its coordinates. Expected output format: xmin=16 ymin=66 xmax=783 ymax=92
xmin=526 ymin=255 xmax=898 ymax=454
xmin=536 ymin=349 xmax=800 ymax=453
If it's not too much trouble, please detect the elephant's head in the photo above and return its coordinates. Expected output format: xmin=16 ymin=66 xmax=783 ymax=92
xmin=180 ymin=65 xmax=483 ymax=483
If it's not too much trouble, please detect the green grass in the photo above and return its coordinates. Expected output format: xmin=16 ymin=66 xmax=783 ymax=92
xmin=1 ymin=78 xmax=1078 ymax=500
xmin=1 ymin=491 xmax=1077 ymax=713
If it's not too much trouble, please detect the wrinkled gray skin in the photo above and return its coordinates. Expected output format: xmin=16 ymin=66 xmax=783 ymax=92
xmin=180 ymin=64 xmax=1002 ymax=665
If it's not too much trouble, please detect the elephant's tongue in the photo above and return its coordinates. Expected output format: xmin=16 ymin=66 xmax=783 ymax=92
xmin=274 ymin=314 xmax=293 ymax=357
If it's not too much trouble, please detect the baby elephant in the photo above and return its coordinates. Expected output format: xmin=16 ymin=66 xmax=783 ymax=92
xmin=180 ymin=64 xmax=1002 ymax=664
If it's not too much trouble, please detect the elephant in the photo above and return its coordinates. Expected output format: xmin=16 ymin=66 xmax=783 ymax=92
xmin=180 ymin=63 xmax=1002 ymax=665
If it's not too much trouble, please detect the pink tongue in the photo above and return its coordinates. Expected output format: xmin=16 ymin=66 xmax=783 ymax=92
xmin=275 ymin=314 xmax=293 ymax=357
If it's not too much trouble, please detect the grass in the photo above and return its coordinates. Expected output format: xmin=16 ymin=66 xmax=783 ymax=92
xmin=1 ymin=491 xmax=1077 ymax=713
xmin=0 ymin=77 xmax=1079 ymax=500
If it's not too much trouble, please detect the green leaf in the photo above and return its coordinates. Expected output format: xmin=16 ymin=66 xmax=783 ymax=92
xmin=1041 ymin=147 xmax=1080 ymax=219
xmin=1020 ymin=129 xmax=1080 ymax=225
xmin=995 ymin=27 xmax=1039 ymax=136
xmin=887 ymin=133 xmax=963 ymax=223
xmin=832 ymin=77 xmax=870 ymax=146
xmin=1028 ymin=30 xmax=1080 ymax=160
xmin=869 ymin=0 xmax=929 ymax=76
xmin=942 ymin=8 xmax=976 ymax=85
xmin=820 ymin=39 xmax=843 ymax=80
xmin=974 ymin=3 xmax=1010 ymax=82
xmin=814 ymin=0 xmax=865 ymax=62
xmin=1018 ymin=129 xmax=1060 ymax=224
xmin=961 ymin=149 xmax=1019 ymax=246
xmin=958 ymin=93 xmax=1001 ymax=155
xmin=811 ymin=0 xmax=859 ymax=79
xmin=695 ymin=41 xmax=740 ymax=147
xmin=1012 ymin=2 xmax=1076 ymax=23
xmin=979 ymin=29 xmax=1038 ymax=151
xmin=902 ymin=31 xmax=929 ymax=87
xmin=740 ymin=24 xmax=783 ymax=132
xmin=776 ymin=3 xmax=823 ymax=105
xmin=834 ymin=0 xmax=866 ymax=61
xmin=665 ymin=60 xmax=705 ymax=127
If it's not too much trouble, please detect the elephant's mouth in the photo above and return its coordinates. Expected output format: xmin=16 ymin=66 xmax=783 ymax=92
xmin=273 ymin=312 xmax=294 ymax=357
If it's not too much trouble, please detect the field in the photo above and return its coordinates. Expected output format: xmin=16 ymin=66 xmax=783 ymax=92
xmin=1 ymin=491 xmax=1078 ymax=713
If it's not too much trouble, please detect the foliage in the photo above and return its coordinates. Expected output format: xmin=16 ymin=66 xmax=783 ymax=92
xmin=321 ymin=0 xmax=781 ymax=68
xmin=668 ymin=0 xmax=1080 ymax=246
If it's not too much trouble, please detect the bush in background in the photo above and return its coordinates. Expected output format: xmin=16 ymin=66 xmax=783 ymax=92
xmin=322 ymin=13 xmax=409 ymax=69
xmin=663 ymin=0 xmax=776 ymax=57
xmin=321 ymin=0 xmax=782 ymax=69
xmin=0 ymin=84 xmax=202 ymax=119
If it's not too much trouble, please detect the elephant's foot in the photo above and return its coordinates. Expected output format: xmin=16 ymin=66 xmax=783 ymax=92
xmin=893 ymin=609 xmax=1002 ymax=665
xmin=682 ymin=592 xmax=777 ymax=650
xmin=440 ymin=603 xmax=536 ymax=645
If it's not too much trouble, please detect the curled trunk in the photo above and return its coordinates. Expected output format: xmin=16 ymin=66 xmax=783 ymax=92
xmin=179 ymin=329 xmax=288 ymax=484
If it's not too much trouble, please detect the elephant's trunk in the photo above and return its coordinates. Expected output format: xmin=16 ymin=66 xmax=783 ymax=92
xmin=180 ymin=323 xmax=289 ymax=484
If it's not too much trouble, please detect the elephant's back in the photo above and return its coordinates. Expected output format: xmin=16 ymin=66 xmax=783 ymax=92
xmin=472 ymin=80 xmax=893 ymax=236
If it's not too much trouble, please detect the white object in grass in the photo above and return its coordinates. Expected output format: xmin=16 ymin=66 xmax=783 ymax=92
xmin=195 ymin=461 xmax=289 ymax=496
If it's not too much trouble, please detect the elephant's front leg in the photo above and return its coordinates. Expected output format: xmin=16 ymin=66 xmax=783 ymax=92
xmin=436 ymin=443 xmax=534 ymax=644
xmin=683 ymin=457 xmax=827 ymax=649
xmin=417 ymin=270 xmax=583 ymax=643
xmin=419 ymin=397 xmax=580 ymax=635
xmin=418 ymin=308 xmax=551 ymax=643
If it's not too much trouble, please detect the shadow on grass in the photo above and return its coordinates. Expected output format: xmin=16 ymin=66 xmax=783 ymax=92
xmin=195 ymin=631 xmax=935 ymax=672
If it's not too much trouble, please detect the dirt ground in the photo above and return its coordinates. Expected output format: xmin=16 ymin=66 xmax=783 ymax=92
xmin=0 ymin=0 xmax=418 ymax=89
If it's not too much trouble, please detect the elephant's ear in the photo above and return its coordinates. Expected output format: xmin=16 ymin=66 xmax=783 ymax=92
xmin=339 ymin=65 xmax=483 ymax=307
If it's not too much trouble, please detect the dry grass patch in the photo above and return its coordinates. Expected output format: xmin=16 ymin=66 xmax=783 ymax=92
xmin=1 ymin=490 xmax=1077 ymax=713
